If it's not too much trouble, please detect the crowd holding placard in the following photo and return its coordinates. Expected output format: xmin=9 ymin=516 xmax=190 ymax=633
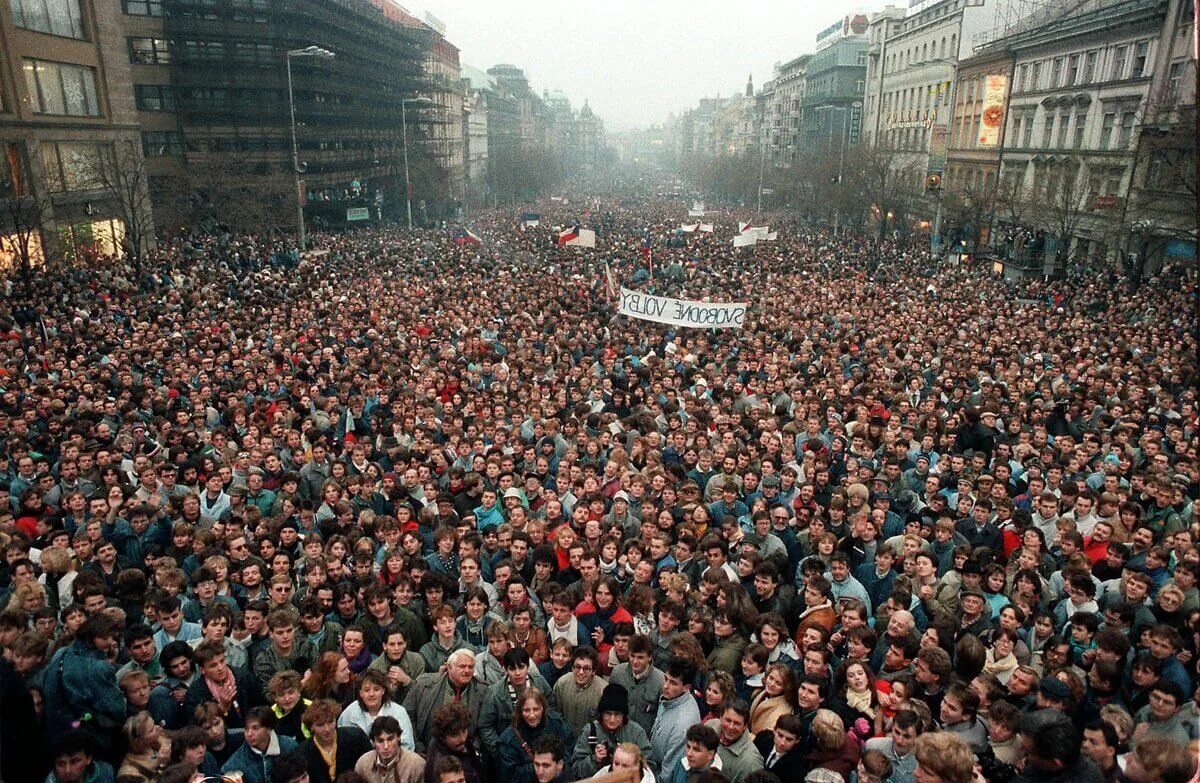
xmin=0 ymin=198 xmax=1196 ymax=783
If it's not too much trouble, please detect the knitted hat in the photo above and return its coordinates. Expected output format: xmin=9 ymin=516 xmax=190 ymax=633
xmin=597 ymin=683 xmax=629 ymax=716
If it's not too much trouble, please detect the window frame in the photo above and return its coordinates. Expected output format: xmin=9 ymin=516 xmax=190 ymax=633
xmin=10 ymin=0 xmax=86 ymax=40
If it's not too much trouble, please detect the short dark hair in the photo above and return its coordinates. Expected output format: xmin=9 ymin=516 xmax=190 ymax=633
xmin=268 ymin=750 xmax=308 ymax=783
xmin=665 ymin=655 xmax=698 ymax=685
xmin=52 ymin=729 xmax=95 ymax=761
xmin=531 ymin=734 xmax=565 ymax=762
xmin=370 ymin=714 xmax=403 ymax=740
xmin=1018 ymin=709 xmax=1081 ymax=767
xmin=685 ymin=723 xmax=719 ymax=751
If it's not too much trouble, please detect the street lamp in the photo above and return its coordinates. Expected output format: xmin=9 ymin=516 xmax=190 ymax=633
xmin=402 ymin=96 xmax=436 ymax=230
xmin=286 ymin=45 xmax=335 ymax=251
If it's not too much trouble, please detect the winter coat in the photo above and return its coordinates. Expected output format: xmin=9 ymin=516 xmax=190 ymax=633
xmin=609 ymin=662 xmax=665 ymax=737
xmin=478 ymin=671 xmax=553 ymax=754
xmin=553 ymin=674 xmax=609 ymax=735
xmin=220 ymin=732 xmax=298 ymax=783
xmin=354 ymin=748 xmax=426 ymax=783
xmin=402 ymin=672 xmax=488 ymax=752
xmin=423 ymin=738 xmax=487 ymax=783
xmin=748 ymin=691 xmax=793 ymax=735
xmin=497 ymin=714 xmax=576 ymax=783
xmin=704 ymin=722 xmax=764 ymax=783
xmin=707 ymin=634 xmax=749 ymax=675
xmin=304 ymin=726 xmax=372 ymax=783
xmin=570 ymin=718 xmax=654 ymax=778
xmin=183 ymin=664 xmax=263 ymax=729
xmin=43 ymin=641 xmax=126 ymax=743
xmin=337 ymin=700 xmax=415 ymax=749
xmin=652 ymin=693 xmax=702 ymax=776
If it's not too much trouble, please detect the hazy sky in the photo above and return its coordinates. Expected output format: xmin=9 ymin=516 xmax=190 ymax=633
xmin=417 ymin=1 xmax=877 ymax=131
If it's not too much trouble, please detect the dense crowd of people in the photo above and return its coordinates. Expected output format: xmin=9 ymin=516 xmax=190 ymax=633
xmin=0 ymin=196 xmax=1196 ymax=783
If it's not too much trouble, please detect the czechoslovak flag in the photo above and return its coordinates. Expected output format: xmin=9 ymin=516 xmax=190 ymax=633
xmin=453 ymin=226 xmax=481 ymax=245
xmin=558 ymin=225 xmax=596 ymax=248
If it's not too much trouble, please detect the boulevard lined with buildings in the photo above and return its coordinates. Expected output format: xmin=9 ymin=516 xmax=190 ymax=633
xmin=653 ymin=0 xmax=1195 ymax=272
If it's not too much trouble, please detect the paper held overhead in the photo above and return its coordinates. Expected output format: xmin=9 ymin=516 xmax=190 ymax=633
xmin=733 ymin=234 xmax=757 ymax=248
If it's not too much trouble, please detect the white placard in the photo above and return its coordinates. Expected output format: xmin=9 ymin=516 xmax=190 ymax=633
xmin=618 ymin=287 xmax=747 ymax=329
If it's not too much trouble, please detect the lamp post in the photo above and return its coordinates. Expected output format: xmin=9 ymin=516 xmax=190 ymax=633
xmin=286 ymin=45 xmax=335 ymax=251
xmin=402 ymin=96 xmax=436 ymax=230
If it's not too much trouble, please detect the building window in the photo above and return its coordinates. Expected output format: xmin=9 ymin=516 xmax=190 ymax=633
xmin=1131 ymin=41 xmax=1150 ymax=77
xmin=1073 ymin=111 xmax=1087 ymax=148
xmin=22 ymin=59 xmax=100 ymax=116
xmin=1 ymin=143 xmax=26 ymax=200
xmin=1030 ymin=62 xmax=1042 ymax=90
xmin=39 ymin=141 xmax=109 ymax=192
xmin=1066 ymin=55 xmax=1080 ymax=86
xmin=1021 ymin=115 xmax=1033 ymax=147
xmin=129 ymin=37 xmax=171 ymax=64
xmin=10 ymin=0 xmax=85 ymax=39
xmin=141 ymin=131 xmax=183 ymax=156
xmin=1016 ymin=64 xmax=1028 ymax=92
xmin=1042 ymin=114 xmax=1055 ymax=146
xmin=121 ymin=0 xmax=163 ymax=15
xmin=1082 ymin=51 xmax=1097 ymax=83
xmin=1099 ymin=112 xmax=1115 ymax=148
xmin=1056 ymin=111 xmax=1069 ymax=147
xmin=135 ymin=84 xmax=175 ymax=111
xmin=1051 ymin=58 xmax=1064 ymax=87
xmin=1165 ymin=61 xmax=1183 ymax=104
xmin=857 ymin=51 xmax=868 ymax=65
xmin=1118 ymin=111 xmax=1136 ymax=148
xmin=1110 ymin=46 xmax=1127 ymax=80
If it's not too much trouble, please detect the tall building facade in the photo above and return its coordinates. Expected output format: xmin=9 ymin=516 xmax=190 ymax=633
xmin=0 ymin=0 xmax=153 ymax=267
xmin=759 ymin=55 xmax=810 ymax=166
xmin=800 ymin=16 xmax=870 ymax=154
xmin=996 ymin=0 xmax=1183 ymax=268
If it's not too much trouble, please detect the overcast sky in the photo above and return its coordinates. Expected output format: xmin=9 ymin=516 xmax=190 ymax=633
xmin=417 ymin=1 xmax=880 ymax=132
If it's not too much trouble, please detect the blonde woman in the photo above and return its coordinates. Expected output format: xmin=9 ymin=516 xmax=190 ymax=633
xmin=118 ymin=711 xmax=168 ymax=782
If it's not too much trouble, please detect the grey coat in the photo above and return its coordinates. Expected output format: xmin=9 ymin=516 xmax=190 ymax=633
xmin=608 ymin=663 xmax=665 ymax=737
xmin=477 ymin=671 xmax=553 ymax=754
xmin=570 ymin=719 xmax=654 ymax=779
xmin=402 ymin=673 xmax=488 ymax=752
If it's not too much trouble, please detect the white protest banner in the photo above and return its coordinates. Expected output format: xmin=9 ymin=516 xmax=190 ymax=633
xmin=687 ymin=208 xmax=706 ymax=217
xmin=619 ymin=287 xmax=747 ymax=329
xmin=763 ymin=232 xmax=778 ymax=241
xmin=681 ymin=223 xmax=699 ymax=232
xmin=692 ymin=200 xmax=705 ymax=212
xmin=733 ymin=233 xmax=757 ymax=248
xmin=698 ymin=223 xmax=714 ymax=232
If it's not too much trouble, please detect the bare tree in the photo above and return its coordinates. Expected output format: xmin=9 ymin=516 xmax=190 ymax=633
xmin=181 ymin=131 xmax=296 ymax=235
xmin=842 ymin=143 xmax=924 ymax=240
xmin=0 ymin=192 xmax=57 ymax=294
xmin=87 ymin=139 xmax=156 ymax=276
xmin=1109 ymin=104 xmax=1198 ymax=285
xmin=942 ymin=175 xmax=999 ymax=252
